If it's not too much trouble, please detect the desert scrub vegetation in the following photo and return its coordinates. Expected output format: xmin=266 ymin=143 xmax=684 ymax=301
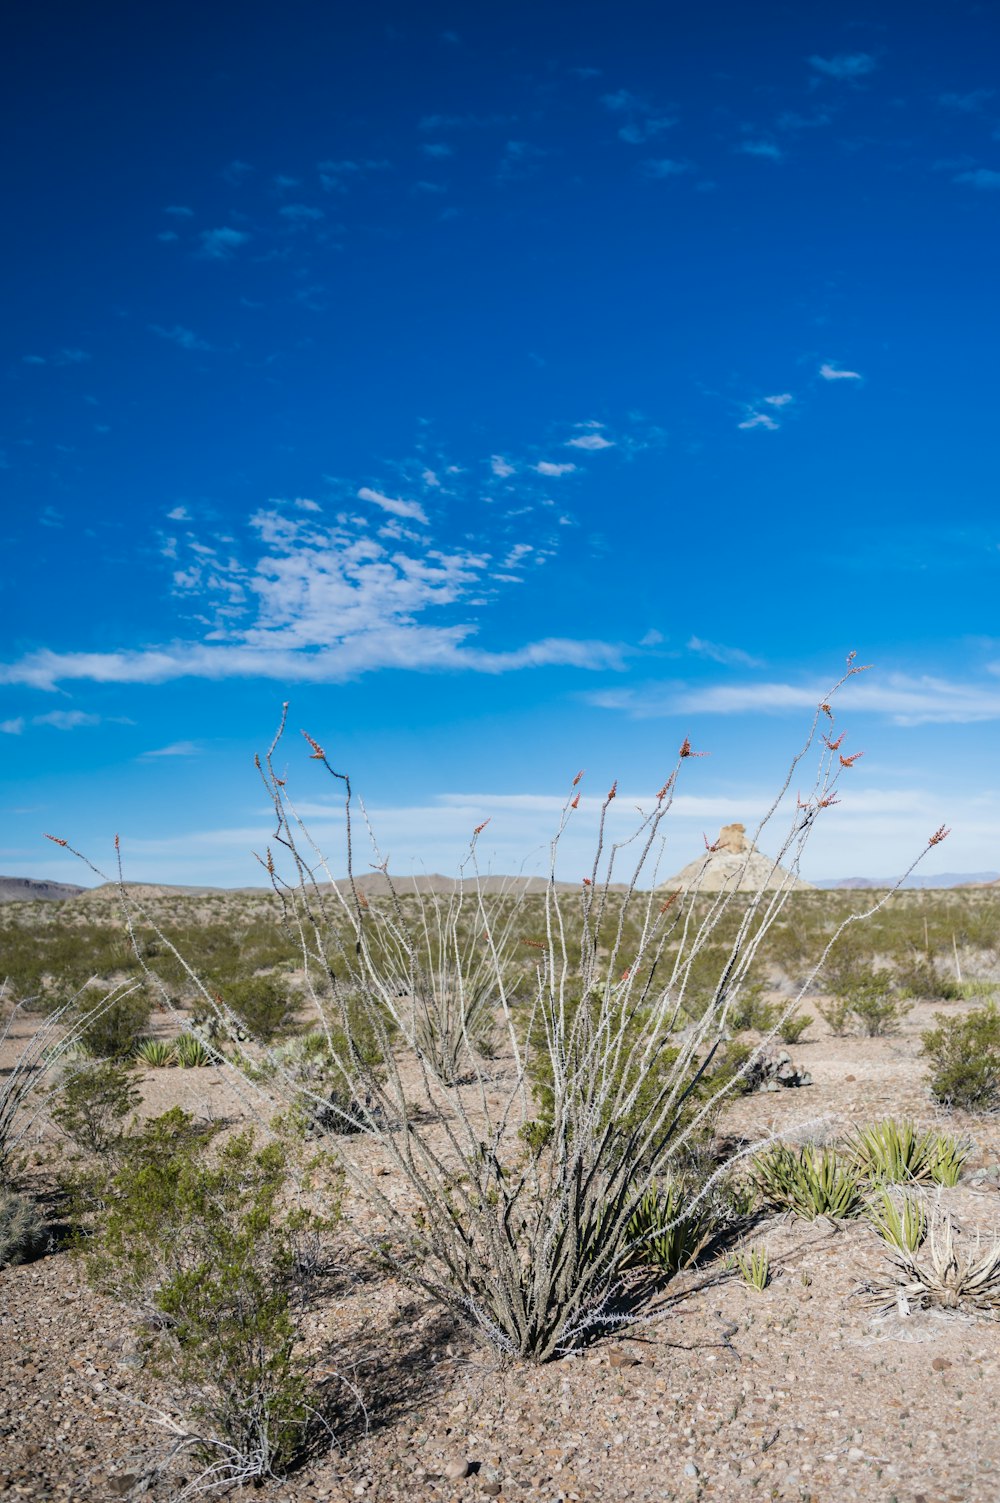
xmin=0 ymin=1187 xmax=48 ymax=1268
xmin=751 ymin=1142 xmax=866 ymax=1221
xmin=46 ymin=661 xmax=953 ymax=1365
xmin=867 ymin=1207 xmax=1000 ymax=1315
xmin=79 ymin=1109 xmax=339 ymax=1491
xmin=922 ymin=1003 xmax=1000 ymax=1112
xmin=849 ymin=1118 xmax=968 ymax=1187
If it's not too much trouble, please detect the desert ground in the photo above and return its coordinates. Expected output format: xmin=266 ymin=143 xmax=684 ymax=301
xmin=2 ymin=881 xmax=999 ymax=1503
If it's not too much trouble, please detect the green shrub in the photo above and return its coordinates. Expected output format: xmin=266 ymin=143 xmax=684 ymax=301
xmin=51 ymin=1061 xmax=141 ymax=1154
xmin=843 ymin=970 xmax=911 ymax=1037
xmin=817 ymin=997 xmax=852 ymax=1036
xmin=752 ymin=1143 xmax=864 ymax=1220
xmin=896 ymin=958 xmax=963 ymax=1003
xmin=0 ymin=1190 xmax=48 ymax=1267
xmin=223 ymin=975 xmax=301 ymax=1043
xmin=79 ymin=989 xmax=152 ymax=1059
xmin=922 ymin=1004 xmax=1000 ymax=1112
xmin=866 ymin=1188 xmax=926 ymax=1253
xmin=86 ymin=1114 xmax=330 ymax=1485
xmin=727 ymin=982 xmax=778 ymax=1034
xmin=776 ymin=1011 xmax=812 ymax=1045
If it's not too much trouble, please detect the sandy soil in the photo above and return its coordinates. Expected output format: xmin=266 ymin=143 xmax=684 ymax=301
xmin=2 ymin=997 xmax=1000 ymax=1503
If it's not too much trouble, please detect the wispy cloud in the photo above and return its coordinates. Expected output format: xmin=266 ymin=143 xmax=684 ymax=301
xmin=164 ymin=204 xmax=194 ymax=217
xmin=534 ymin=461 xmax=577 ymax=477
xmin=939 ymin=89 xmax=994 ymax=113
xmin=318 ymin=159 xmax=390 ymax=190
xmin=954 ymin=168 xmax=1000 ymax=190
xmin=422 ymin=142 xmax=453 ymax=158
xmin=32 ymin=710 xmax=101 ymax=730
xmin=198 ymin=227 xmax=251 ymax=260
xmin=764 ymin=393 xmax=793 ymax=407
xmin=498 ymin=141 xmax=547 ymax=181
xmin=140 ymin=741 xmax=201 ymax=758
xmin=641 ymin=158 xmax=691 ymax=179
xmin=687 ymin=637 xmax=763 ymax=669
xmin=590 ymin=672 xmax=1000 ymax=726
xmin=149 ymin=325 xmax=212 ymax=352
xmin=279 ymin=203 xmax=325 ymax=223
xmin=567 ymin=432 xmax=614 ymax=451
xmin=819 ymin=362 xmax=862 ymax=381
xmin=491 ymin=456 xmax=515 ymax=477
xmin=737 ymin=140 xmax=783 ymax=161
xmin=1 ymin=718 xmax=24 ymax=735
xmin=737 ymin=412 xmax=779 ymax=431
xmin=357 ymin=486 xmax=429 ymax=524
xmin=601 ymin=89 xmax=675 ymax=144
xmin=808 ymin=53 xmax=877 ymax=82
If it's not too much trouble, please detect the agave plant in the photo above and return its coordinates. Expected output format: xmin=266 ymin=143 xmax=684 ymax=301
xmin=869 ymin=1208 xmax=1000 ymax=1313
xmin=135 ymin=1038 xmax=177 ymax=1068
xmin=615 ymin=1182 xmax=715 ymax=1275
xmin=733 ymin=1243 xmax=770 ymax=1291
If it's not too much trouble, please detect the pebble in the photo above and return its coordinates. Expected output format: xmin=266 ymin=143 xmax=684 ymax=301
xmin=683 ymin=1461 xmax=699 ymax=1477
xmin=444 ymin=1457 xmax=473 ymax=1481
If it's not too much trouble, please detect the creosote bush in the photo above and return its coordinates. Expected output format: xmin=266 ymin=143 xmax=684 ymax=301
xmin=56 ymin=662 xmax=946 ymax=1364
xmin=922 ymin=1004 xmax=1000 ymax=1113
xmin=84 ymin=1110 xmax=336 ymax=1488
xmin=51 ymin=1060 xmax=142 ymax=1156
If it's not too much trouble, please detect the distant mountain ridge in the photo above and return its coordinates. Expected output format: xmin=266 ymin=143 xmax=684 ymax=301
xmin=0 ymin=876 xmax=89 ymax=903
xmin=815 ymin=872 xmax=1000 ymax=890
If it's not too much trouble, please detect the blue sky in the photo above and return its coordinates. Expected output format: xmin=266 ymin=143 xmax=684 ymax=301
xmin=3 ymin=1 xmax=1000 ymax=886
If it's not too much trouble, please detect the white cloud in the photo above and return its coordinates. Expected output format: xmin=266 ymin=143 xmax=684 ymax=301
xmin=140 ymin=741 xmax=201 ymax=758
xmin=590 ymin=672 xmax=1000 ymax=727
xmin=357 ymin=486 xmax=429 ymax=524
xmin=738 ymin=141 xmax=783 ymax=160
xmin=33 ymin=710 xmax=101 ymax=730
xmin=819 ymin=362 xmax=862 ymax=381
xmin=164 ymin=205 xmax=194 ymax=216
xmin=491 ymin=456 xmax=515 ymax=477
xmin=22 ymin=355 xmax=46 ymax=365
xmin=764 ymin=393 xmax=793 ymax=407
xmin=567 ymin=433 xmax=614 ymax=451
xmin=642 ymin=158 xmax=690 ymax=179
xmin=198 ymin=227 xmax=251 ymax=259
xmin=167 ymin=505 xmax=191 ymax=521
xmin=687 ymin=637 xmax=763 ymax=669
xmin=422 ymin=143 xmax=453 ymax=158
xmin=954 ymin=168 xmax=1000 ymax=190
xmin=294 ymin=497 xmax=321 ymax=512
xmin=808 ymin=53 xmax=877 ymax=81
xmin=939 ymin=89 xmax=995 ymax=113
xmin=279 ymin=203 xmax=324 ymax=222
xmin=534 ymin=461 xmax=577 ymax=477
xmin=1 ymin=718 xmax=24 ymax=735
xmin=150 ymin=325 xmax=212 ymax=352
xmin=737 ymin=412 xmax=779 ymax=431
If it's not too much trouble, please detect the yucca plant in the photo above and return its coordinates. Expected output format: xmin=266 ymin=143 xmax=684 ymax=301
xmin=733 ymin=1243 xmax=770 ymax=1290
xmin=869 ymin=1209 xmax=1000 ymax=1313
xmin=851 ymin=1119 xmax=968 ymax=1187
xmin=616 ymin=1182 xmax=714 ymax=1275
xmin=175 ymin=1033 xmax=214 ymax=1069
xmin=135 ymin=1038 xmax=178 ymax=1068
xmin=752 ymin=1142 xmax=864 ymax=1220
xmin=866 ymin=1187 xmax=926 ymax=1253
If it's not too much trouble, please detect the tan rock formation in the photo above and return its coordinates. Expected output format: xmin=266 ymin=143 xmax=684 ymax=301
xmin=658 ymin=822 xmax=815 ymax=894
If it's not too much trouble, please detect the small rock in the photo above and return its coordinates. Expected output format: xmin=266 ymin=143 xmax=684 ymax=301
xmin=444 ymin=1457 xmax=473 ymax=1481
xmin=608 ymin=1348 xmax=639 ymax=1368
xmin=931 ymin=1357 xmax=953 ymax=1372
xmin=847 ymin=1447 xmax=865 ymax=1462
xmin=684 ymin=1461 xmax=699 ymax=1477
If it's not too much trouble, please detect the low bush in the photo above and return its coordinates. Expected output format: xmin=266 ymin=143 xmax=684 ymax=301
xmin=79 ymin=988 xmax=152 ymax=1059
xmin=135 ymin=1037 xmax=177 ymax=1068
xmin=842 ymin=970 xmax=911 ymax=1037
xmin=51 ymin=1061 xmax=141 ymax=1155
xmin=222 ymin=975 xmax=301 ymax=1044
xmin=817 ymin=997 xmax=852 ymax=1036
xmin=776 ymin=1011 xmax=812 ymax=1045
xmin=922 ymin=1004 xmax=1000 ymax=1112
xmin=85 ymin=1113 xmax=334 ymax=1487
